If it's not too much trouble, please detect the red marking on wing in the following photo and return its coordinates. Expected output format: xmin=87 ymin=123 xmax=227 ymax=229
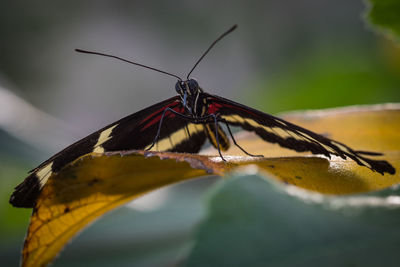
xmin=208 ymin=102 xmax=258 ymax=117
xmin=208 ymin=103 xmax=223 ymax=114
xmin=139 ymin=102 xmax=178 ymax=125
xmin=140 ymin=105 xmax=184 ymax=131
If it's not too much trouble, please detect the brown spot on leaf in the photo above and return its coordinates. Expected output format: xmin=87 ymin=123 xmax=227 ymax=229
xmin=88 ymin=178 xmax=100 ymax=186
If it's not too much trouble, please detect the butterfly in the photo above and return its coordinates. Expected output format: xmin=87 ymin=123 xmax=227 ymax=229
xmin=10 ymin=25 xmax=395 ymax=208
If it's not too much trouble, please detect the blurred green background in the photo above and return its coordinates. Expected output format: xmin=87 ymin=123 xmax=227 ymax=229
xmin=1 ymin=0 xmax=399 ymax=266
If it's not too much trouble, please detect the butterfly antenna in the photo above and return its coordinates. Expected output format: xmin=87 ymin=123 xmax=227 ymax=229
xmin=186 ymin=24 xmax=238 ymax=79
xmin=75 ymin=49 xmax=183 ymax=81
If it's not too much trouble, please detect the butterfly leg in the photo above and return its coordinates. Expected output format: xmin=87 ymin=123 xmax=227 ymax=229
xmin=146 ymin=107 xmax=178 ymax=151
xmin=146 ymin=107 xmax=206 ymax=151
xmin=146 ymin=108 xmax=226 ymax=162
xmin=224 ymin=122 xmax=263 ymax=158
xmin=209 ymin=114 xmax=226 ymax=161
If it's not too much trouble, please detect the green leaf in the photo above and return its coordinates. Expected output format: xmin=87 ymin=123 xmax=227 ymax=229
xmin=186 ymin=174 xmax=400 ymax=267
xmin=367 ymin=0 xmax=400 ymax=40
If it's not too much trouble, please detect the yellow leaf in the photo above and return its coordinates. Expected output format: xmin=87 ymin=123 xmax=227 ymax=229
xmin=21 ymin=103 xmax=399 ymax=267
xmin=22 ymin=152 xmax=220 ymax=267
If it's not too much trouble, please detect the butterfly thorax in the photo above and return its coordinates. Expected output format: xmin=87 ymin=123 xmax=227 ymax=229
xmin=175 ymin=79 xmax=207 ymax=118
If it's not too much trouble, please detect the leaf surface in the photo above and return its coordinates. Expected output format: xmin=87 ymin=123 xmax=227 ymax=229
xmin=186 ymin=174 xmax=400 ymax=267
xmin=22 ymin=153 xmax=216 ymax=267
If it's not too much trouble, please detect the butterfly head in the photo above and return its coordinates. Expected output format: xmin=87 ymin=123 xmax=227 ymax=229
xmin=175 ymin=78 xmax=199 ymax=95
xmin=175 ymin=79 xmax=201 ymax=112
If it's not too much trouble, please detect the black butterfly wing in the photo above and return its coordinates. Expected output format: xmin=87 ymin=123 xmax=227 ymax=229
xmin=205 ymin=93 xmax=395 ymax=175
xmin=10 ymin=96 xmax=207 ymax=208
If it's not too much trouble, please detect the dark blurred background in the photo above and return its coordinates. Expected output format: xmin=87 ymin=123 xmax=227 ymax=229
xmin=1 ymin=1 xmax=399 ymax=266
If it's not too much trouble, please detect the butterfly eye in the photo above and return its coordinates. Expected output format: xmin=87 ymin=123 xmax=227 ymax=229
xmin=175 ymin=81 xmax=183 ymax=94
xmin=188 ymin=79 xmax=199 ymax=93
